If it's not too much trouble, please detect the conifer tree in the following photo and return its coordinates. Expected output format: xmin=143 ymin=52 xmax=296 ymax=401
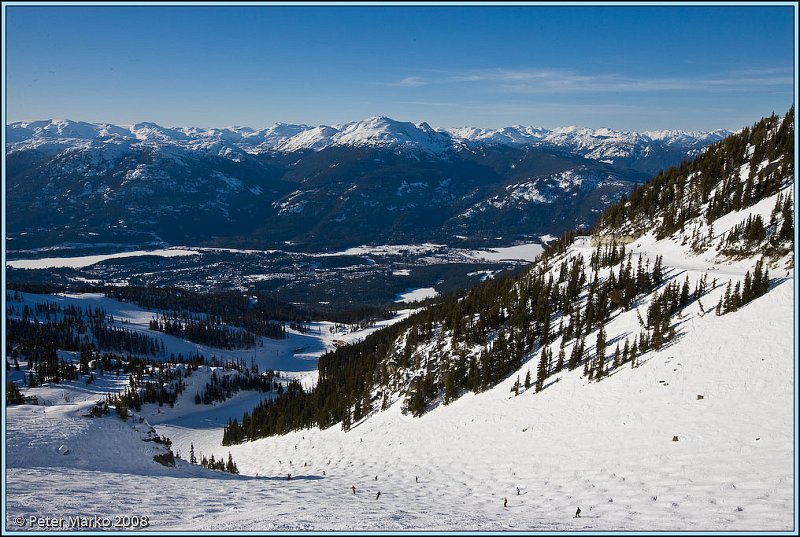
xmin=444 ymin=370 xmax=457 ymax=405
xmin=536 ymin=347 xmax=549 ymax=392
xmin=680 ymin=276 xmax=690 ymax=307
xmin=342 ymin=407 xmax=351 ymax=431
xmin=226 ymin=452 xmax=239 ymax=474
xmin=595 ymin=324 xmax=607 ymax=379
xmin=555 ymin=346 xmax=565 ymax=373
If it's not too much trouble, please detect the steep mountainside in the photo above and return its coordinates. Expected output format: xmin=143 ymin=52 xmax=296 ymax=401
xmin=220 ymin=108 xmax=793 ymax=441
xmin=6 ymin=117 xmax=728 ymax=253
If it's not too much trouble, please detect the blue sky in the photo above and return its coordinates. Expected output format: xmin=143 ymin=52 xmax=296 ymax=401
xmin=3 ymin=4 xmax=796 ymax=132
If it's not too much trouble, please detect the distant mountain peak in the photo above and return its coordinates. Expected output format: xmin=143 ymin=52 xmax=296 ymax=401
xmin=6 ymin=117 xmax=732 ymax=161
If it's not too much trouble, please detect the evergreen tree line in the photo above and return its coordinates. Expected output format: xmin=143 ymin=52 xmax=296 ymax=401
xmin=194 ymin=366 xmax=279 ymax=405
xmin=6 ymin=301 xmax=165 ymax=359
xmin=187 ymin=443 xmax=239 ymax=474
xmin=104 ymin=360 xmax=195 ymax=414
xmin=5 ymin=338 xmax=215 ymax=408
xmin=107 ymin=286 xmax=304 ymax=322
xmin=91 ymin=317 xmax=164 ymax=356
xmin=222 ymin=379 xmax=307 ymax=444
xmin=597 ymin=108 xmax=794 ymax=250
xmin=715 ymin=259 xmax=771 ymax=316
xmin=148 ymin=311 xmax=265 ymax=349
xmin=18 ymin=346 xmax=79 ymax=386
xmin=718 ymin=192 xmax=794 ymax=257
xmin=7 ymin=285 xmax=397 ymax=340
xmin=105 ymin=285 xmax=395 ymax=328
xmin=100 ymin=354 xmax=218 ymax=418
xmin=6 ymin=316 xmax=84 ymax=357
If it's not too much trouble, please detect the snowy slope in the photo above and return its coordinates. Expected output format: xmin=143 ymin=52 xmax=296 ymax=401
xmin=5 ymin=269 xmax=793 ymax=531
xmin=5 ymin=190 xmax=794 ymax=530
xmin=276 ymin=126 xmax=339 ymax=152
xmin=330 ymin=117 xmax=452 ymax=154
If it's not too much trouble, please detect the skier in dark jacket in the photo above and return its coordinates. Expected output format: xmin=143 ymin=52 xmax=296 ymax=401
xmin=574 ymin=507 xmax=581 ymax=518
xmin=376 ymin=491 xmax=381 ymax=500
xmin=352 ymin=485 xmax=356 ymax=495
xmin=504 ymin=497 xmax=508 ymax=508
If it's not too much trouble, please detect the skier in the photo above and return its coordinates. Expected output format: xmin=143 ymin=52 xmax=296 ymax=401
xmin=517 ymin=487 xmax=520 ymax=495
xmin=375 ymin=475 xmax=378 ymax=481
xmin=287 ymin=473 xmax=291 ymax=480
xmin=504 ymin=497 xmax=508 ymax=508
xmin=376 ymin=491 xmax=381 ymax=500
xmin=352 ymin=485 xmax=356 ymax=495
xmin=415 ymin=476 xmax=418 ymax=483
xmin=574 ymin=507 xmax=581 ymax=518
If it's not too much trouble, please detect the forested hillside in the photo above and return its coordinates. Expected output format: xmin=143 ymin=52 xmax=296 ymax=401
xmin=223 ymin=109 xmax=794 ymax=445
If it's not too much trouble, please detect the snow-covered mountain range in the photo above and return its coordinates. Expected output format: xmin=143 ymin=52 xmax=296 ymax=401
xmin=6 ymin=117 xmax=732 ymax=254
xmin=7 ymin=116 xmax=730 ymax=164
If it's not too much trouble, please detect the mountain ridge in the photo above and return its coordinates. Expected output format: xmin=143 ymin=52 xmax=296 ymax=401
xmin=6 ymin=116 xmax=731 ymax=253
xmin=7 ymin=116 xmax=732 ymax=159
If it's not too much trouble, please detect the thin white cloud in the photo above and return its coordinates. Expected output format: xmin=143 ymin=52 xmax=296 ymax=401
xmin=726 ymin=66 xmax=793 ymax=76
xmin=379 ymin=67 xmax=792 ymax=94
xmin=374 ymin=76 xmax=427 ymax=87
